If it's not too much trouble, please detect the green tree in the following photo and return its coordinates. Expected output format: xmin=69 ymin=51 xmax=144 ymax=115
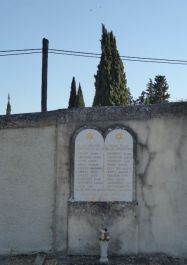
xmin=68 ymin=77 xmax=77 ymax=108
xmin=153 ymin=75 xmax=170 ymax=103
xmin=127 ymin=87 xmax=134 ymax=105
xmin=6 ymin=93 xmax=11 ymax=115
xmin=136 ymin=91 xmax=147 ymax=105
xmin=75 ymin=83 xmax=85 ymax=107
xmin=93 ymin=25 xmax=128 ymax=106
xmin=137 ymin=75 xmax=170 ymax=105
xmin=146 ymin=78 xmax=155 ymax=104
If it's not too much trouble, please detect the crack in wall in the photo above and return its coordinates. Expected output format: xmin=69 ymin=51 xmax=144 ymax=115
xmin=137 ymin=132 xmax=158 ymax=246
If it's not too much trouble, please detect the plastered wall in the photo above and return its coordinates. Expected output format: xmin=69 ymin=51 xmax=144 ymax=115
xmin=0 ymin=102 xmax=186 ymax=257
xmin=0 ymin=126 xmax=55 ymax=254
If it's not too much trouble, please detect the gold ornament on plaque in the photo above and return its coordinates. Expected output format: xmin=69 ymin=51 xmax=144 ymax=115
xmin=115 ymin=132 xmax=123 ymax=140
xmin=86 ymin=131 xmax=93 ymax=140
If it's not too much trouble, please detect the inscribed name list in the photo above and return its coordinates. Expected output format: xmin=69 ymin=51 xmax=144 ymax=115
xmin=74 ymin=128 xmax=133 ymax=201
xmin=74 ymin=129 xmax=104 ymax=201
xmin=103 ymin=129 xmax=133 ymax=201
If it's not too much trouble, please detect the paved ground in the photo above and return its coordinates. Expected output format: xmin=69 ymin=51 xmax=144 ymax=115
xmin=0 ymin=254 xmax=186 ymax=265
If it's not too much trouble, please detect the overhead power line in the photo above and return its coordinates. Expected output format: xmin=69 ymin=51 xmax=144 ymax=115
xmin=48 ymin=50 xmax=187 ymax=65
xmin=1 ymin=47 xmax=187 ymax=65
xmin=49 ymin=51 xmax=100 ymax=59
xmin=49 ymin=48 xmax=187 ymax=63
xmin=0 ymin=51 xmax=42 ymax=57
xmin=0 ymin=48 xmax=41 ymax=53
xmin=49 ymin=48 xmax=100 ymax=56
xmin=0 ymin=48 xmax=41 ymax=57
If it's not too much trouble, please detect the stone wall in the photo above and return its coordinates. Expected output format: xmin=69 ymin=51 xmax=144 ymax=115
xmin=0 ymin=102 xmax=186 ymax=257
xmin=0 ymin=126 xmax=55 ymax=254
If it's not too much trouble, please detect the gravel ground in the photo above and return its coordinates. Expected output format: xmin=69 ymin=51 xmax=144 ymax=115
xmin=0 ymin=254 xmax=186 ymax=265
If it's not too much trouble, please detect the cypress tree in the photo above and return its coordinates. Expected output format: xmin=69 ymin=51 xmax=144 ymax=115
xmin=75 ymin=83 xmax=85 ymax=107
xmin=68 ymin=77 xmax=77 ymax=108
xmin=146 ymin=78 xmax=155 ymax=104
xmin=6 ymin=94 xmax=11 ymax=115
xmin=127 ymin=87 xmax=134 ymax=105
xmin=93 ymin=25 xmax=128 ymax=106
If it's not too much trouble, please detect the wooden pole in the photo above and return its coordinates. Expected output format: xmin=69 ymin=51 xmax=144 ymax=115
xmin=41 ymin=38 xmax=49 ymax=112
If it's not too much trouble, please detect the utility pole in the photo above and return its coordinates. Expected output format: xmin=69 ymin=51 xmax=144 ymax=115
xmin=41 ymin=38 xmax=49 ymax=112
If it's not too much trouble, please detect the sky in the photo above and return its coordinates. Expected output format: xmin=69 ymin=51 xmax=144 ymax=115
xmin=0 ymin=0 xmax=187 ymax=114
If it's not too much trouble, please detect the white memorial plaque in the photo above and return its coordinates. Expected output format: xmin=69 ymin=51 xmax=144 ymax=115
xmin=104 ymin=129 xmax=133 ymax=201
xmin=74 ymin=129 xmax=104 ymax=201
xmin=74 ymin=128 xmax=133 ymax=201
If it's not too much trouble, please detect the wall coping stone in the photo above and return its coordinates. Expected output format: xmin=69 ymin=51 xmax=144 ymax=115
xmin=0 ymin=102 xmax=186 ymax=129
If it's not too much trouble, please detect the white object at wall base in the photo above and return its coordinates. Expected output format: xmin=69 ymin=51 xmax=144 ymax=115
xmin=99 ymin=240 xmax=109 ymax=263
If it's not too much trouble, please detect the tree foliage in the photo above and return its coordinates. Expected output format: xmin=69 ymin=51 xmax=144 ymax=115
xmin=75 ymin=83 xmax=85 ymax=107
xmin=136 ymin=91 xmax=147 ymax=105
xmin=136 ymin=75 xmax=170 ymax=104
xmin=146 ymin=78 xmax=155 ymax=104
xmin=68 ymin=77 xmax=77 ymax=108
xmin=93 ymin=25 xmax=128 ymax=106
xmin=127 ymin=87 xmax=134 ymax=105
xmin=153 ymin=75 xmax=170 ymax=103
xmin=6 ymin=94 xmax=11 ymax=115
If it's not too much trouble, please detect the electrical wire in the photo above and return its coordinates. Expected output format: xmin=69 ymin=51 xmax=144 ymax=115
xmin=49 ymin=48 xmax=100 ymax=56
xmin=122 ymin=58 xmax=187 ymax=65
xmin=49 ymin=48 xmax=187 ymax=63
xmin=48 ymin=51 xmax=100 ymax=59
xmin=0 ymin=48 xmax=41 ymax=53
xmin=1 ymin=47 xmax=187 ymax=65
xmin=49 ymin=51 xmax=187 ymax=65
xmin=0 ymin=51 xmax=42 ymax=57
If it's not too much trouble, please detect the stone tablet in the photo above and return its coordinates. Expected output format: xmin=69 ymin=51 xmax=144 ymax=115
xmin=74 ymin=128 xmax=133 ymax=201
xmin=74 ymin=129 xmax=104 ymax=201
xmin=104 ymin=129 xmax=133 ymax=201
